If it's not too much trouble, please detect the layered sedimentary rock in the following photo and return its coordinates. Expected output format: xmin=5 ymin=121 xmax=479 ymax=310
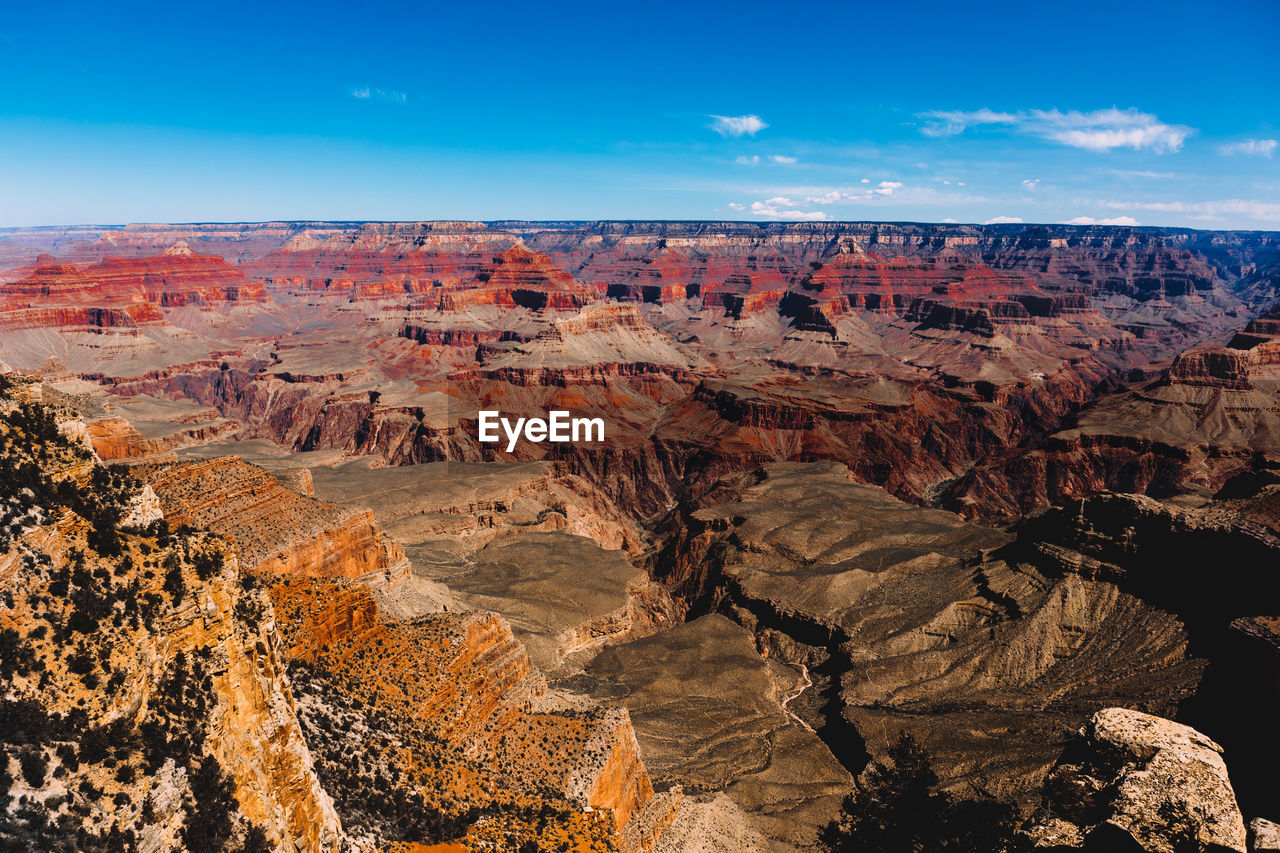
xmin=267 ymin=576 xmax=660 ymax=849
xmin=435 ymin=244 xmax=600 ymax=312
xmin=3 ymin=376 xmax=671 ymax=851
xmin=0 ymin=380 xmax=342 ymax=851
xmin=944 ymin=301 xmax=1280 ymax=518
xmin=139 ymin=456 xmax=411 ymax=588
xmin=11 ymin=219 xmax=1273 ymax=521
xmin=649 ymin=463 xmax=1205 ymax=808
xmin=7 ymin=219 xmax=1280 ymax=851
xmin=0 ymin=246 xmax=264 ymax=320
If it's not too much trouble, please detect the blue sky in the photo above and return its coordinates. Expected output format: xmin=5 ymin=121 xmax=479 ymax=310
xmin=1 ymin=0 xmax=1277 ymax=228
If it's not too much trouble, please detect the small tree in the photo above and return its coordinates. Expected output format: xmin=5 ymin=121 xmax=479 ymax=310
xmin=821 ymin=733 xmax=1016 ymax=853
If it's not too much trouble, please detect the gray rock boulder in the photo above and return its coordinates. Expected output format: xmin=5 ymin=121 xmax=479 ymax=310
xmin=1250 ymin=818 xmax=1280 ymax=852
xmin=1022 ymin=708 xmax=1247 ymax=852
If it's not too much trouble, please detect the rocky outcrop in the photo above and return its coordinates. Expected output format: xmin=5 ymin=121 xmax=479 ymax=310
xmin=437 ymin=244 xmax=599 ymax=312
xmin=140 ymin=456 xmax=411 ymax=588
xmin=87 ymin=414 xmax=240 ymax=461
xmin=0 ymin=382 xmax=343 ymax=851
xmin=1022 ymin=709 xmax=1246 ymax=852
xmin=267 ymin=577 xmax=661 ymax=848
xmin=1250 ymin=819 xmax=1280 ymax=852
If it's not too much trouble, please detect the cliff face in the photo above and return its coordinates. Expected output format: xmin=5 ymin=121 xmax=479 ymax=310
xmin=1 ymin=380 xmax=341 ymax=852
xmin=139 ymin=456 xmax=411 ymax=588
xmin=944 ymin=302 xmax=1280 ymax=517
xmin=0 ymin=248 xmax=265 ymax=318
xmin=267 ymin=576 xmax=659 ymax=849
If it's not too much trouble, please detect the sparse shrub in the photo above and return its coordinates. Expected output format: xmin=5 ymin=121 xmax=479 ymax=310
xmin=192 ymin=547 xmax=224 ymax=582
xmin=164 ymin=565 xmax=186 ymax=603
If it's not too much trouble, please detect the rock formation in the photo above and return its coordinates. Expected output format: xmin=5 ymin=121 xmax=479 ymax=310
xmin=1021 ymin=708 xmax=1246 ymax=852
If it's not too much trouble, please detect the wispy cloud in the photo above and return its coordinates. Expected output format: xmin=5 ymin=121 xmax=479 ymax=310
xmin=734 ymin=153 xmax=799 ymax=166
xmin=708 ymin=114 xmax=768 ymax=137
xmin=1065 ymin=216 xmax=1141 ymax=225
xmin=352 ymin=86 xmax=407 ymax=103
xmin=919 ymin=107 xmax=1192 ymax=153
xmin=920 ymin=108 xmax=1016 ymax=138
xmin=984 ymin=216 xmax=1023 ymax=224
xmin=1102 ymin=198 xmax=1280 ymax=222
xmin=1218 ymin=139 xmax=1277 ymax=158
xmin=1108 ymin=169 xmax=1176 ymax=179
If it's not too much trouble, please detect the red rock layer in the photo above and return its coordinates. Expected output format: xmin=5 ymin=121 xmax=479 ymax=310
xmin=141 ymin=456 xmax=411 ymax=587
xmin=436 ymin=244 xmax=600 ymax=311
xmin=0 ymin=249 xmax=264 ymax=329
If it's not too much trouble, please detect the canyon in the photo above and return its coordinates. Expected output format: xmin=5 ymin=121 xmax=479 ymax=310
xmin=4 ymin=219 xmax=1280 ymax=851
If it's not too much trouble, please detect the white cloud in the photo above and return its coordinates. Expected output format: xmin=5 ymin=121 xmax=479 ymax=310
xmin=735 ymin=155 xmax=761 ymax=166
xmin=957 ymin=182 xmax=966 ymax=186
xmin=805 ymin=190 xmax=845 ymax=205
xmin=874 ymin=180 xmax=903 ymax=197
xmin=727 ymin=203 xmax=746 ymax=211
xmin=1065 ymin=216 xmax=1141 ymax=226
xmin=1218 ymin=139 xmax=1278 ymax=158
xmin=942 ymin=218 xmax=958 ymax=223
xmin=1022 ymin=178 xmax=1040 ymax=186
xmin=1102 ymin=198 xmax=1280 ymax=221
xmin=749 ymin=200 xmax=829 ymax=220
xmin=709 ymin=114 xmax=768 ymax=137
xmin=769 ymin=155 xmax=798 ymax=164
xmin=984 ymin=216 xmax=1023 ymax=224
xmin=860 ymin=178 xmax=870 ymax=184
xmin=919 ymin=107 xmax=1191 ymax=153
xmin=351 ymin=86 xmax=407 ymax=103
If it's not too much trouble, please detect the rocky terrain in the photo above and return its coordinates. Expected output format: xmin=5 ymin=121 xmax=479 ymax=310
xmin=4 ymin=219 xmax=1280 ymax=851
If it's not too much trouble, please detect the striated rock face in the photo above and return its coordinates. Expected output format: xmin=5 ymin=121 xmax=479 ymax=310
xmin=0 ymin=250 xmax=265 ymax=319
xmin=945 ymin=301 xmax=1280 ymax=518
xmin=437 ymin=244 xmax=599 ymax=312
xmin=140 ymin=456 xmax=411 ymax=588
xmin=267 ymin=576 xmax=660 ymax=848
xmin=648 ymin=463 xmax=1205 ymax=810
xmin=1022 ymin=709 xmax=1246 ymax=853
xmin=1 ymin=380 xmax=342 ymax=851
xmin=87 ymin=414 xmax=240 ymax=461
